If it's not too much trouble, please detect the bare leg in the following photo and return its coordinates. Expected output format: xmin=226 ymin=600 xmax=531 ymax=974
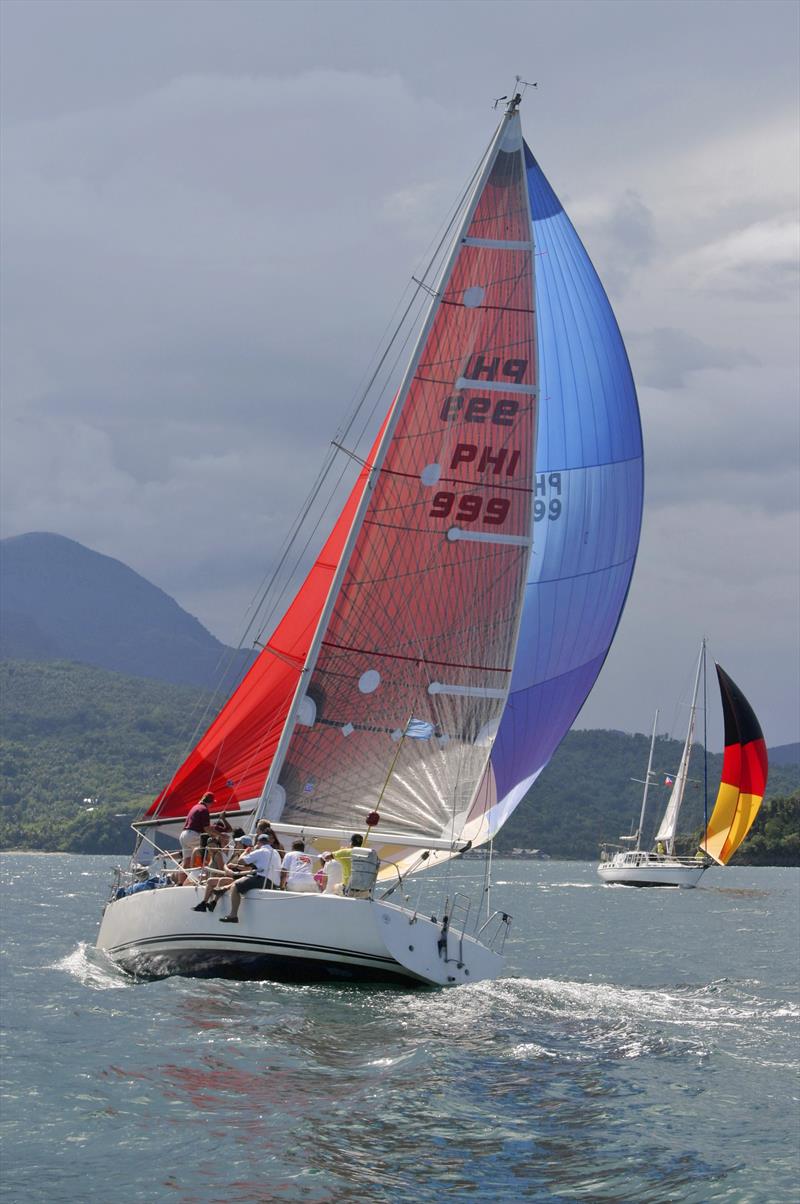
xmin=203 ymin=874 xmax=234 ymax=902
xmin=228 ymin=885 xmax=242 ymax=917
xmin=193 ymin=874 xmax=234 ymax=911
xmin=219 ymin=883 xmax=243 ymax=921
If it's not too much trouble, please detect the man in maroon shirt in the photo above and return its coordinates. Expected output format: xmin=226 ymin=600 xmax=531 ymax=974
xmin=180 ymin=791 xmax=214 ymax=867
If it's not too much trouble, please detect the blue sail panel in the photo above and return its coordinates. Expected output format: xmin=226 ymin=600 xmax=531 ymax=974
xmin=486 ymin=143 xmax=644 ymax=832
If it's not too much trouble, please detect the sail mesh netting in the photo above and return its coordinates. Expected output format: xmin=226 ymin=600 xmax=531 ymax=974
xmin=277 ymin=128 xmax=537 ymax=840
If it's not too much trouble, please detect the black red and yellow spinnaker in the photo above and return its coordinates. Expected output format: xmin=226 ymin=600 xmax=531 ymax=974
xmin=700 ymin=664 xmax=768 ymax=865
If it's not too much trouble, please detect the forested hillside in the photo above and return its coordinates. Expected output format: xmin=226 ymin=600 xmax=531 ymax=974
xmin=0 ymin=661 xmax=213 ymax=851
xmin=1 ymin=660 xmax=798 ymax=860
xmin=0 ymin=532 xmax=253 ymax=688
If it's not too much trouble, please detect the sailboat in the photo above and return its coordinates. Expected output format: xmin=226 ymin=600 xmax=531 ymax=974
xmin=96 ymin=88 xmax=643 ymax=985
xmin=598 ymin=644 xmax=768 ymax=887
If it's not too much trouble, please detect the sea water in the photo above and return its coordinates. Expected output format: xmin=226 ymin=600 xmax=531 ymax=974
xmin=0 ymin=854 xmax=797 ymax=1203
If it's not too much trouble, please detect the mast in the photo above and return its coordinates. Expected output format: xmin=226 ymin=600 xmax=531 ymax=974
xmin=655 ymin=639 xmax=705 ymax=855
xmin=252 ymin=105 xmax=529 ymax=829
xmin=702 ymin=638 xmax=708 ymax=835
xmin=634 ymin=710 xmax=659 ymax=851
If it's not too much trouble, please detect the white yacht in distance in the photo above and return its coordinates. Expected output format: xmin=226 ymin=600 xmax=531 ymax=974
xmin=598 ymin=642 xmax=768 ymax=888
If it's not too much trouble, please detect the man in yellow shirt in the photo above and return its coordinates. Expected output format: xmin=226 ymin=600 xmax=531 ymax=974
xmin=331 ymin=833 xmax=364 ymax=892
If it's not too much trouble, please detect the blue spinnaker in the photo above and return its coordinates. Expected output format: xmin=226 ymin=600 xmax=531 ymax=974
xmin=485 ymin=143 xmax=644 ymax=832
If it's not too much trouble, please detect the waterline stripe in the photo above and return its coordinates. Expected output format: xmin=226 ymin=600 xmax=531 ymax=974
xmin=107 ymin=931 xmax=400 ymax=967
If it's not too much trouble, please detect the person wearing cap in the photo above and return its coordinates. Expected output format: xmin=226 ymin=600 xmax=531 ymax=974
xmin=316 ymin=850 xmax=344 ymax=895
xmin=203 ymin=824 xmax=229 ymax=873
xmin=208 ymin=814 xmax=234 ymax=866
xmin=217 ymin=834 xmax=282 ymax=923
xmin=180 ymin=791 xmax=214 ymax=868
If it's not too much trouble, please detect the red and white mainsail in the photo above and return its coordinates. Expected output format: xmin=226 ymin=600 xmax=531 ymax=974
xmin=147 ymin=110 xmax=538 ymax=851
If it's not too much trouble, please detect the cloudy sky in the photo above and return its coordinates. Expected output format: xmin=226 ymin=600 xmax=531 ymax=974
xmin=2 ymin=0 xmax=798 ymax=748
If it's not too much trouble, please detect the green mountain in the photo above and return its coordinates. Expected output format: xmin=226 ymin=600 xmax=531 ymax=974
xmin=770 ymin=742 xmax=800 ymax=766
xmin=0 ymin=532 xmax=253 ymax=689
xmin=0 ymin=660 xmax=211 ymax=852
xmin=1 ymin=660 xmax=797 ymax=861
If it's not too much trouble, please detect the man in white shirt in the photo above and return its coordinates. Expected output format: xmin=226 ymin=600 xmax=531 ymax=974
xmin=318 ymin=851 xmax=344 ymax=895
xmin=280 ymin=840 xmax=318 ymax=893
xmin=192 ymin=834 xmax=257 ymax=912
xmin=218 ymin=834 xmax=282 ymax=923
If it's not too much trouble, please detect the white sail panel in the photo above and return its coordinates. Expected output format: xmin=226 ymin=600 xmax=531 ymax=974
xmin=654 ymin=645 xmax=704 ymax=850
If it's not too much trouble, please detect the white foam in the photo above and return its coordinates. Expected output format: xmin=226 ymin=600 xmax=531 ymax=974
xmin=54 ymin=942 xmax=130 ymax=990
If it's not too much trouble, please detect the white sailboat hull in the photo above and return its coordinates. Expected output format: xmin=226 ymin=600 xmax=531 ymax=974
xmin=96 ymin=884 xmax=504 ymax=987
xmin=597 ymin=853 xmax=706 ymax=888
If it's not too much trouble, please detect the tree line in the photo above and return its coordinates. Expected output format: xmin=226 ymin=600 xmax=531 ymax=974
xmin=1 ymin=660 xmax=797 ymax=861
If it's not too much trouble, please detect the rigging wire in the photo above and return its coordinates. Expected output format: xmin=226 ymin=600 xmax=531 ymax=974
xmin=243 ymin=141 xmax=492 ymax=649
xmin=148 ymin=129 xmax=500 ymax=815
xmin=149 ymin=113 xmax=530 ymax=871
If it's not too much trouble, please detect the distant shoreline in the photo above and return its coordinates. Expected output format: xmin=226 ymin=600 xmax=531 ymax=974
xmin=1 ymin=849 xmax=797 ymax=867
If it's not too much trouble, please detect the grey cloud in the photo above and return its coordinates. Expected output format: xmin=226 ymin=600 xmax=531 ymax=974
xmin=629 ymin=327 xmax=758 ymax=390
xmin=1 ymin=1 xmax=798 ymax=746
xmin=570 ymin=190 xmax=658 ymax=298
xmin=0 ymin=71 xmax=449 ymax=500
xmin=602 ymin=191 xmax=658 ymax=293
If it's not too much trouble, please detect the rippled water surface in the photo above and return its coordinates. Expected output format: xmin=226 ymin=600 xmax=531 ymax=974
xmin=1 ymin=855 xmax=798 ymax=1202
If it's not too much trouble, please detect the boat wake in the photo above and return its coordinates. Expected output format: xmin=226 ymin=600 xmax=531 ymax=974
xmin=536 ymin=880 xmax=596 ymax=890
xmin=376 ymin=973 xmax=798 ymax=1069
xmin=54 ymin=941 xmax=132 ymax=990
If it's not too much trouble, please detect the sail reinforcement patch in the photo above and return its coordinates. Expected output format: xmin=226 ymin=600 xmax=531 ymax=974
xmin=358 ymin=670 xmax=381 ymax=694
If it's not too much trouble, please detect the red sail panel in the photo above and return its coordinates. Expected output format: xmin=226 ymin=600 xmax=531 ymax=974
xmin=146 ymin=448 xmax=377 ymax=820
xmin=274 ymin=119 xmax=538 ymax=839
xmin=701 ymin=663 xmax=768 ymax=864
